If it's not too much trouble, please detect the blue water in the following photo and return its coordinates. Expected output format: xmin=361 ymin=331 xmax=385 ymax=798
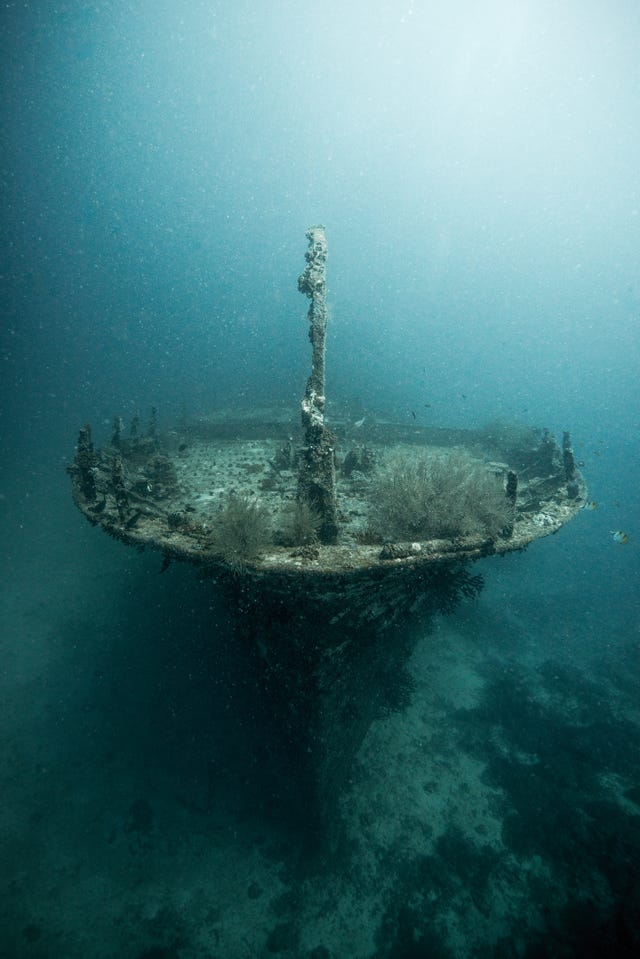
xmin=1 ymin=3 xmax=639 ymax=957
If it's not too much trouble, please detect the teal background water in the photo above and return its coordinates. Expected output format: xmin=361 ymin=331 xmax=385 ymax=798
xmin=1 ymin=3 xmax=639 ymax=957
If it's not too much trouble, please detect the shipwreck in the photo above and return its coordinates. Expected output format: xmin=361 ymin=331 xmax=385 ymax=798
xmin=68 ymin=227 xmax=587 ymax=834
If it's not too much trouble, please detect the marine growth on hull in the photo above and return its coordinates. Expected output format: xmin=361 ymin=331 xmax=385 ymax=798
xmin=68 ymin=410 xmax=586 ymax=576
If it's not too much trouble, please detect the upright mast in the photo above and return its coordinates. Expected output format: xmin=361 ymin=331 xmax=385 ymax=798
xmin=297 ymin=226 xmax=338 ymax=543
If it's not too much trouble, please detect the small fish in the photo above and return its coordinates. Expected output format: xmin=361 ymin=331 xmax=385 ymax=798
xmin=611 ymin=530 xmax=629 ymax=545
xmin=582 ymin=500 xmax=598 ymax=511
xmin=353 ymin=416 xmax=366 ymax=428
xmin=424 ymin=403 xmax=432 ymax=409
xmin=411 ymin=410 xmax=416 ymax=419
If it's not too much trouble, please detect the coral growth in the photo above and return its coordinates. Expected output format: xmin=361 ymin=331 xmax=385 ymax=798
xmin=282 ymin=498 xmax=322 ymax=547
xmin=213 ymin=493 xmax=272 ymax=566
xmin=370 ymin=449 xmax=512 ymax=541
xmin=429 ymin=562 xmax=485 ymax=613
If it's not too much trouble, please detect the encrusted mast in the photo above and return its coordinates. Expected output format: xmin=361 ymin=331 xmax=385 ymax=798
xmin=297 ymin=226 xmax=338 ymax=543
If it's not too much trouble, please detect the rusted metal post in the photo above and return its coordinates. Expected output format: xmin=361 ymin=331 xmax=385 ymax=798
xmin=297 ymin=226 xmax=338 ymax=543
